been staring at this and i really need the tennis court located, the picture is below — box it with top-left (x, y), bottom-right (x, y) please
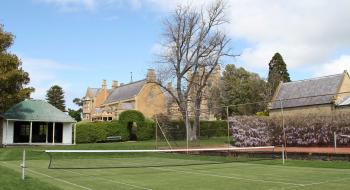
top-left (2, 151), bottom-right (350, 190)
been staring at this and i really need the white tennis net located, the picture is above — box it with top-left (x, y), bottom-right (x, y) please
top-left (45, 146), bottom-right (282, 169)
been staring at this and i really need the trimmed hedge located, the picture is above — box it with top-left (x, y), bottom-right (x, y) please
top-left (76, 121), bottom-right (128, 143)
top-left (76, 110), bottom-right (155, 143)
top-left (157, 120), bottom-right (227, 140)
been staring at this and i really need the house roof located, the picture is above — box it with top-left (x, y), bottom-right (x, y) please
top-left (271, 73), bottom-right (344, 109)
top-left (0, 99), bottom-right (76, 122)
top-left (104, 80), bottom-right (147, 104)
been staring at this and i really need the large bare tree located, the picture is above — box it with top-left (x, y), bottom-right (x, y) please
top-left (155, 0), bottom-right (234, 140)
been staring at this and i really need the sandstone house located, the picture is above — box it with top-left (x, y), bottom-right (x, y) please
top-left (83, 69), bottom-right (166, 121)
top-left (83, 68), bottom-right (221, 121)
top-left (269, 70), bottom-right (350, 116)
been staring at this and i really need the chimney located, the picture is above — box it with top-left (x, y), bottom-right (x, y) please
top-left (112, 80), bottom-right (118, 89)
top-left (167, 82), bottom-right (173, 92)
top-left (146, 69), bottom-right (156, 83)
top-left (102, 79), bottom-right (107, 89)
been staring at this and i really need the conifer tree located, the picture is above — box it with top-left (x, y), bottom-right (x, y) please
top-left (267, 53), bottom-right (291, 98)
top-left (0, 24), bottom-right (34, 113)
top-left (46, 85), bottom-right (66, 111)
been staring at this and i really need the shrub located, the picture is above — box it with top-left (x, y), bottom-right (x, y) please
top-left (119, 110), bottom-right (145, 125)
top-left (137, 119), bottom-right (156, 140)
top-left (230, 114), bottom-right (350, 147)
top-left (200, 120), bottom-right (227, 138)
top-left (156, 120), bottom-right (227, 140)
top-left (76, 121), bottom-right (129, 143)
top-left (118, 110), bottom-right (155, 140)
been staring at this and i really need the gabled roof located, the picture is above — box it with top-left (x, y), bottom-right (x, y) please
top-left (104, 80), bottom-right (147, 104)
top-left (0, 99), bottom-right (76, 122)
top-left (271, 73), bottom-right (344, 109)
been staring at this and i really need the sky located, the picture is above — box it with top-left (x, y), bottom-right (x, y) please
top-left (1, 0), bottom-right (350, 109)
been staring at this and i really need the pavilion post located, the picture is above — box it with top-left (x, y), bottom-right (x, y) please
top-left (52, 122), bottom-right (55, 145)
top-left (45, 123), bottom-right (48, 144)
top-left (5, 120), bottom-right (8, 146)
top-left (73, 123), bottom-right (76, 145)
top-left (29, 122), bottom-right (33, 144)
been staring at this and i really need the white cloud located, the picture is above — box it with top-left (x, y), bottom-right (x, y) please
top-left (37, 0), bottom-right (96, 11)
top-left (313, 55), bottom-right (350, 77)
top-left (20, 56), bottom-right (80, 109)
top-left (145, 0), bottom-right (350, 78)
top-left (35, 0), bottom-right (350, 78)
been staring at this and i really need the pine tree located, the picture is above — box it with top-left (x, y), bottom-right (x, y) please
top-left (0, 24), bottom-right (34, 113)
top-left (267, 53), bottom-right (291, 98)
top-left (46, 85), bottom-right (66, 111)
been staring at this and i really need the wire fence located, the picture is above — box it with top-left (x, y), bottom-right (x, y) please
top-left (157, 91), bottom-right (350, 157)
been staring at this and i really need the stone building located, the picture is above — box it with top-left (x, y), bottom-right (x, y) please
top-left (269, 70), bottom-right (350, 116)
top-left (82, 69), bottom-right (166, 121)
top-left (83, 67), bottom-right (222, 121)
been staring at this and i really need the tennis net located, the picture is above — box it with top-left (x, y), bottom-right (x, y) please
top-left (45, 146), bottom-right (283, 169)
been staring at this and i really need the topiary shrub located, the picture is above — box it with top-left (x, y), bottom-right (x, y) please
top-left (119, 110), bottom-right (145, 125)
top-left (118, 110), bottom-right (155, 140)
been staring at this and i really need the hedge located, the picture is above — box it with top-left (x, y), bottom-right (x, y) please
top-left (230, 114), bottom-right (350, 147)
top-left (157, 120), bottom-right (227, 140)
top-left (76, 121), bottom-right (128, 143)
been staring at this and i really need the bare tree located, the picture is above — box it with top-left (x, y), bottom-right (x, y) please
top-left (155, 0), bottom-right (234, 140)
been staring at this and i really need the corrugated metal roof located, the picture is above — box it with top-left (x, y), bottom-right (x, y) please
top-left (271, 73), bottom-right (343, 109)
top-left (0, 99), bottom-right (76, 122)
top-left (104, 80), bottom-right (146, 104)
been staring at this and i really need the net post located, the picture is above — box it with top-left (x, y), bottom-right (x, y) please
top-left (282, 144), bottom-right (285, 165)
top-left (21, 149), bottom-right (26, 180)
top-left (155, 117), bottom-right (158, 150)
top-left (226, 106), bottom-right (230, 152)
top-left (185, 108), bottom-right (189, 154)
top-left (334, 132), bottom-right (337, 153)
top-left (47, 152), bottom-right (53, 169)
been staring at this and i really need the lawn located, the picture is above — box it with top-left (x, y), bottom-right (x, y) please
top-left (1, 141), bottom-right (350, 190)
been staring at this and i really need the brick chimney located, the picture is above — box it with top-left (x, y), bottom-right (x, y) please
top-left (146, 69), bottom-right (156, 83)
top-left (167, 82), bottom-right (173, 92)
top-left (112, 80), bottom-right (118, 89)
top-left (102, 79), bottom-right (107, 89)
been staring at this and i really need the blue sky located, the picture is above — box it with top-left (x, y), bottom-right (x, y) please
top-left (1, 0), bottom-right (350, 109)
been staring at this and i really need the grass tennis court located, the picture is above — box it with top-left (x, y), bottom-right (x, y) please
top-left (1, 142), bottom-right (350, 190)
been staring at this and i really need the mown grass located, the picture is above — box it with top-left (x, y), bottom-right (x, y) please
top-left (0, 164), bottom-right (61, 190)
top-left (2, 140), bottom-right (350, 190)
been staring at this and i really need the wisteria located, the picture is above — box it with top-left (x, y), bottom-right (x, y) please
top-left (230, 114), bottom-right (350, 147)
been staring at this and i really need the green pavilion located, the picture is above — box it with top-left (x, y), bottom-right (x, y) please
top-left (0, 99), bottom-right (76, 146)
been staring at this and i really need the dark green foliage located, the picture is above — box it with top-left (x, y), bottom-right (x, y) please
top-left (46, 85), bottom-right (66, 112)
top-left (119, 110), bottom-right (145, 124)
top-left (68, 108), bottom-right (81, 122)
top-left (76, 121), bottom-right (129, 143)
top-left (69, 98), bottom-right (83, 121)
top-left (267, 53), bottom-right (291, 98)
top-left (222, 64), bottom-right (268, 116)
top-left (0, 24), bottom-right (34, 113)
top-left (158, 120), bottom-right (227, 140)
top-left (119, 110), bottom-right (155, 140)
top-left (200, 120), bottom-right (227, 138)
top-left (137, 119), bottom-right (156, 140)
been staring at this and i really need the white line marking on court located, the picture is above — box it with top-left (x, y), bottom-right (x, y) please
top-left (154, 167), bottom-right (305, 187)
top-left (0, 162), bottom-right (93, 190)
top-left (63, 169), bottom-right (153, 190)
